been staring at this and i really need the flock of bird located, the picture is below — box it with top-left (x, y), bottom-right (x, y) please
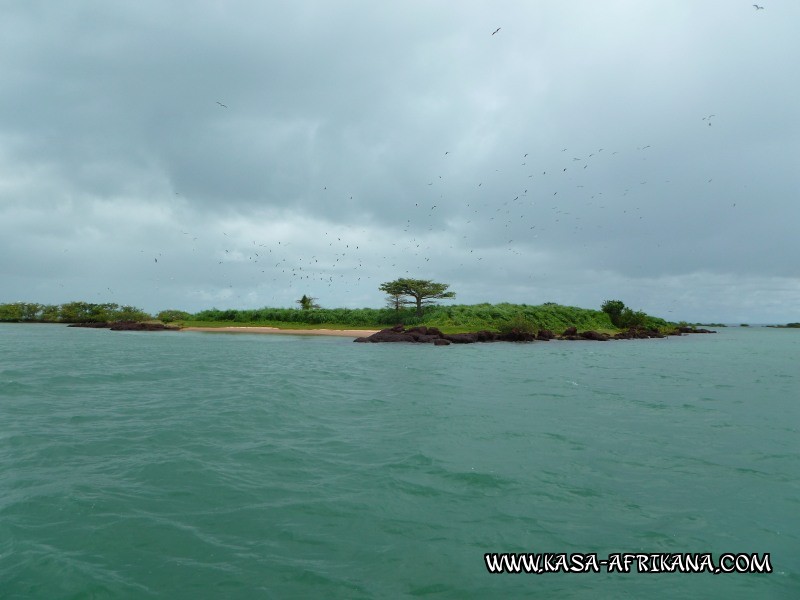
top-left (139, 12), bottom-right (761, 307)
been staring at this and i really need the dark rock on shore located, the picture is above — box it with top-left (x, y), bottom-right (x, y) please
top-left (675, 326), bottom-right (716, 334)
top-left (357, 325), bottom-right (601, 345)
top-left (109, 321), bottom-right (179, 331)
top-left (355, 325), bottom-right (467, 344)
top-left (444, 330), bottom-right (497, 343)
top-left (355, 325), bottom-right (500, 345)
top-left (354, 324), bottom-right (716, 345)
top-left (496, 330), bottom-right (538, 342)
top-left (67, 321), bottom-right (179, 331)
top-left (580, 330), bottom-right (610, 341)
top-left (613, 327), bottom-right (665, 339)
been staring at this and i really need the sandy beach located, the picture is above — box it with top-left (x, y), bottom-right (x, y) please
top-left (181, 326), bottom-right (379, 338)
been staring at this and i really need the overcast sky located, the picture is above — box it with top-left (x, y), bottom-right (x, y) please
top-left (1, 0), bottom-right (798, 323)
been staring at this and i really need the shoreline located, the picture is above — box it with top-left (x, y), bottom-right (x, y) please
top-left (181, 326), bottom-right (380, 338)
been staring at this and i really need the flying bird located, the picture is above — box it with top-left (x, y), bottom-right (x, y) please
top-left (491, 27), bottom-right (501, 35)
top-left (753, 4), bottom-right (764, 9)
top-left (216, 101), bottom-right (228, 108)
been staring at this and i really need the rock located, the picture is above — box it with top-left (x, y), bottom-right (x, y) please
top-left (354, 326), bottom-right (510, 344)
top-left (442, 330), bottom-right (496, 343)
top-left (108, 321), bottom-right (179, 331)
top-left (355, 323), bottom-right (693, 345)
top-left (580, 330), bottom-right (610, 341)
top-left (361, 328), bottom-right (417, 343)
top-left (496, 330), bottom-right (537, 342)
top-left (613, 327), bottom-right (666, 340)
top-left (405, 326), bottom-right (440, 343)
top-left (677, 326), bottom-right (716, 334)
top-left (442, 332), bottom-right (481, 343)
top-left (67, 322), bottom-right (111, 328)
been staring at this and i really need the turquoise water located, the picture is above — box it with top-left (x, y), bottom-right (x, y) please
top-left (1, 324), bottom-right (798, 599)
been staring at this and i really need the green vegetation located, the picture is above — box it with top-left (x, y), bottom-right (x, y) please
top-left (601, 300), bottom-right (626, 327)
top-left (0, 302), bottom-right (151, 323)
top-left (601, 299), bottom-right (655, 329)
top-left (157, 309), bottom-right (193, 323)
top-left (496, 312), bottom-right (539, 336)
top-left (379, 278), bottom-right (455, 316)
top-left (179, 302), bottom-right (668, 334)
top-left (0, 299), bottom-right (673, 334)
top-left (296, 295), bottom-right (320, 310)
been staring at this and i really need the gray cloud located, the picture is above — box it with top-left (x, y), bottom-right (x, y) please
top-left (1, 1), bottom-right (798, 322)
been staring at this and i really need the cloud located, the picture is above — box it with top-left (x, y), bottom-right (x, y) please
top-left (1, 1), bottom-right (798, 321)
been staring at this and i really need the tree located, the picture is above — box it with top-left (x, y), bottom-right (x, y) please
top-left (40, 304), bottom-right (61, 322)
top-left (601, 300), bottom-right (626, 327)
top-left (157, 309), bottom-right (192, 323)
top-left (114, 305), bottom-right (152, 322)
top-left (379, 278), bottom-right (455, 316)
top-left (618, 308), bottom-right (647, 329)
top-left (296, 294), bottom-right (320, 310)
top-left (380, 280), bottom-right (412, 312)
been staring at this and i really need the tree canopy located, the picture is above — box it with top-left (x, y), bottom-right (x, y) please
top-left (296, 294), bottom-right (320, 310)
top-left (601, 300), bottom-right (626, 327)
top-left (601, 299), bottom-right (648, 329)
top-left (379, 278), bottom-right (455, 316)
top-left (0, 301), bottom-right (151, 323)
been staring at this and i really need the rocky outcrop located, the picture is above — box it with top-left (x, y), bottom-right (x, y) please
top-left (109, 321), bottom-right (179, 331)
top-left (496, 330), bottom-right (538, 342)
top-left (613, 327), bottom-right (665, 339)
top-left (443, 330), bottom-right (497, 343)
top-left (675, 326), bottom-right (715, 334)
top-left (580, 330), bottom-right (610, 341)
top-left (353, 324), bottom-right (718, 345)
top-left (67, 321), bottom-right (179, 331)
top-left (355, 325), bottom-right (493, 344)
top-left (356, 325), bottom-right (642, 345)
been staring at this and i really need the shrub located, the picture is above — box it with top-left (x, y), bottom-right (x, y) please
top-left (158, 310), bottom-right (193, 323)
top-left (497, 313), bottom-right (538, 335)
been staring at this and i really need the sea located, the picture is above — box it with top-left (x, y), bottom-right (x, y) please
top-left (1, 323), bottom-right (797, 599)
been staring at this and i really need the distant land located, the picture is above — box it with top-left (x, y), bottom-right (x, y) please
top-left (1, 301), bottom-right (795, 335)
top-left (0, 300), bottom-right (678, 331)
